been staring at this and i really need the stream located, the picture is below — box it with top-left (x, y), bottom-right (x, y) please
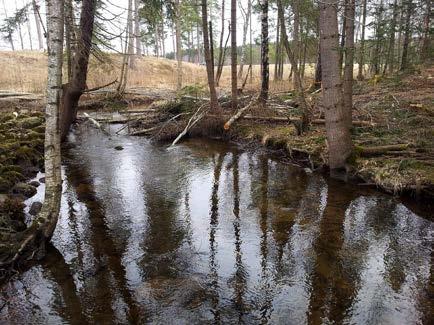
top-left (1, 123), bottom-right (433, 324)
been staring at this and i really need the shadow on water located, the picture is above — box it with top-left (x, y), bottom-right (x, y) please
top-left (0, 124), bottom-right (433, 324)
top-left (63, 158), bottom-right (143, 323)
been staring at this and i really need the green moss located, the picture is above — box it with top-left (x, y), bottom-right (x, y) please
top-left (33, 125), bottom-right (45, 133)
top-left (0, 165), bottom-right (23, 174)
top-left (18, 116), bottom-right (43, 129)
top-left (12, 182), bottom-right (37, 197)
top-left (15, 145), bottom-right (40, 163)
top-left (0, 141), bottom-right (20, 155)
top-left (0, 177), bottom-right (13, 192)
top-left (0, 113), bottom-right (15, 123)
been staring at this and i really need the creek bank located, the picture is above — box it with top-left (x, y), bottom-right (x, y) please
top-left (79, 71), bottom-right (433, 200)
top-left (0, 110), bottom-right (45, 243)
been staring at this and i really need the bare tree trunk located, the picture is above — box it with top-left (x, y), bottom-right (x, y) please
top-left (60, 0), bottom-right (96, 140)
top-left (238, 0), bottom-right (251, 79)
top-left (64, 0), bottom-right (73, 82)
top-left (339, 1), bottom-right (347, 74)
top-left (25, 0), bottom-right (33, 50)
top-left (134, 0), bottom-right (141, 56)
top-left (175, 0), bottom-right (182, 90)
top-left (15, 1), bottom-right (24, 50)
top-left (420, 0), bottom-right (431, 62)
top-left (127, 0), bottom-right (135, 69)
top-left (292, 0), bottom-right (300, 86)
top-left (215, 0), bottom-right (225, 86)
top-left (259, 0), bottom-right (269, 104)
top-left (276, 0), bottom-right (311, 132)
top-left (372, 0), bottom-right (384, 75)
top-left (274, 12), bottom-right (280, 81)
top-left (40, 0), bottom-right (63, 239)
top-left (400, 0), bottom-right (413, 70)
top-left (202, 0), bottom-right (219, 110)
top-left (311, 46), bottom-right (322, 90)
top-left (319, 0), bottom-right (353, 170)
top-left (343, 0), bottom-right (355, 128)
top-left (196, 4), bottom-right (202, 63)
top-left (209, 21), bottom-right (215, 71)
top-left (33, 0), bottom-right (44, 50)
top-left (160, 21), bottom-right (166, 57)
top-left (357, 0), bottom-right (367, 80)
top-left (384, 0), bottom-right (399, 74)
top-left (231, 0), bottom-right (237, 109)
top-left (249, 0), bottom-right (253, 84)
top-left (0, 0), bottom-right (64, 271)
top-left (216, 21), bottom-right (231, 85)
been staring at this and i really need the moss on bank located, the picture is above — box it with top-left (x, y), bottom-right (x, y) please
top-left (0, 110), bottom-right (44, 235)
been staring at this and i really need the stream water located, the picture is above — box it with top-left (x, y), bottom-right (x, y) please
top-left (1, 124), bottom-right (433, 324)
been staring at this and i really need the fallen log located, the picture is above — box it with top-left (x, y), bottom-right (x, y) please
top-left (171, 104), bottom-right (208, 146)
top-left (217, 114), bottom-right (376, 127)
top-left (223, 97), bottom-right (259, 130)
top-left (83, 112), bottom-right (110, 135)
top-left (357, 144), bottom-right (409, 157)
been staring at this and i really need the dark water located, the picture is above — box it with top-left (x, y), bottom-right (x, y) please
top-left (1, 124), bottom-right (433, 324)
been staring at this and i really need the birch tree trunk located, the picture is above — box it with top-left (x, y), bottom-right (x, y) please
top-left (33, 0), bottom-right (44, 50)
top-left (0, 0), bottom-right (64, 271)
top-left (343, 0), bottom-right (355, 128)
top-left (40, 0), bottom-right (63, 241)
top-left (259, 0), bottom-right (269, 104)
top-left (202, 0), bottom-right (219, 110)
top-left (231, 0), bottom-right (237, 109)
top-left (319, 0), bottom-right (353, 170)
top-left (175, 0), bottom-right (182, 90)
top-left (357, 0), bottom-right (367, 80)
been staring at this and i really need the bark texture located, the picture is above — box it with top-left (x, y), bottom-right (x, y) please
top-left (0, 0), bottom-right (63, 272)
top-left (231, 0), bottom-right (237, 109)
top-left (33, 0), bottom-right (44, 50)
top-left (259, 0), bottom-right (269, 103)
top-left (201, 0), bottom-right (219, 110)
top-left (343, 0), bottom-right (355, 127)
top-left (319, 0), bottom-right (353, 170)
top-left (60, 0), bottom-right (96, 140)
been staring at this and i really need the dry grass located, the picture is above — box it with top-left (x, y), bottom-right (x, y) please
top-left (0, 50), bottom-right (321, 94)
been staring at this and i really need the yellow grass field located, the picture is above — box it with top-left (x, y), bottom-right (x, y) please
top-left (0, 50), bottom-right (319, 94)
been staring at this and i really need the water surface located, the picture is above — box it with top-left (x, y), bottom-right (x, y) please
top-left (1, 124), bottom-right (433, 324)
